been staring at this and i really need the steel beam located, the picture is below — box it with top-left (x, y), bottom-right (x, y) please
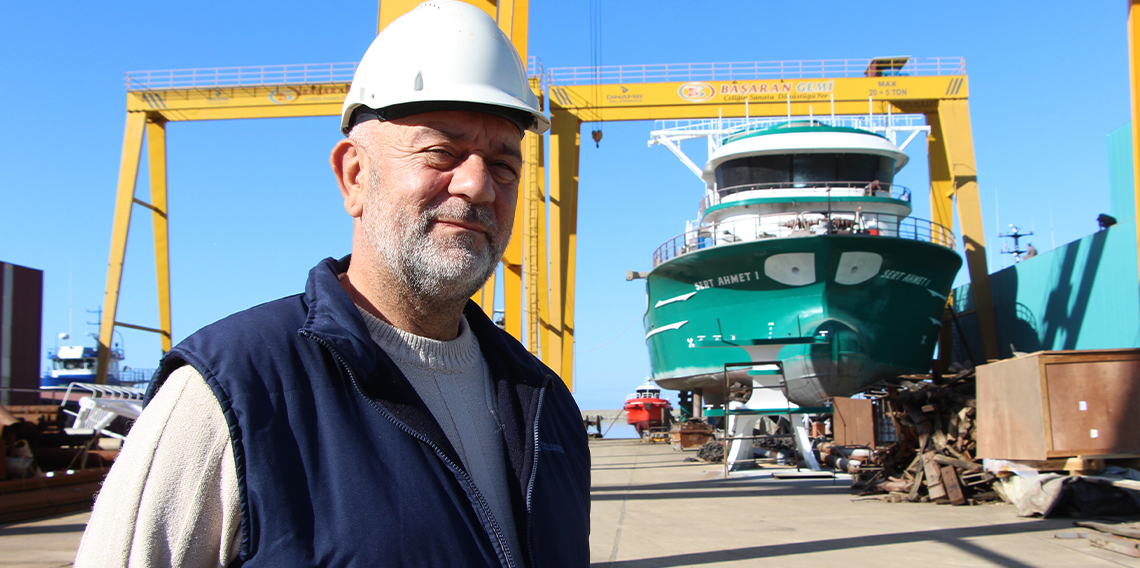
top-left (548, 76), bottom-right (963, 121)
top-left (502, 236), bottom-right (523, 338)
top-left (377, 1), bottom-right (524, 47)
top-left (546, 109), bottom-right (580, 389)
top-left (522, 129), bottom-right (546, 355)
top-left (498, 0), bottom-right (529, 342)
top-left (930, 99), bottom-right (998, 361)
top-left (498, 131), bottom-right (533, 340)
top-left (146, 117), bottom-right (173, 353)
top-left (925, 111), bottom-right (957, 244)
top-left (96, 112), bottom-right (147, 384)
top-left (534, 131), bottom-right (550, 359)
top-left (654, 136), bottom-right (704, 180)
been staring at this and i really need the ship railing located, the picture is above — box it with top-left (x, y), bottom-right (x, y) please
top-left (653, 115), bottom-right (929, 139)
top-left (652, 212), bottom-right (956, 266)
top-left (59, 382), bottom-right (147, 440)
top-left (119, 368), bottom-right (156, 386)
top-left (547, 57), bottom-right (965, 86)
top-left (701, 182), bottom-right (910, 214)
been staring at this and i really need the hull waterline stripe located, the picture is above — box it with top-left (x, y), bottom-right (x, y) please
top-left (654, 291), bottom-right (698, 308)
top-left (646, 320), bottom-right (688, 339)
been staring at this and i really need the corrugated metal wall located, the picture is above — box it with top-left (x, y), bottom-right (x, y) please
top-left (950, 123), bottom-right (1140, 363)
top-left (953, 220), bottom-right (1140, 361)
top-left (0, 262), bottom-right (43, 406)
top-left (1108, 122), bottom-right (1136, 223)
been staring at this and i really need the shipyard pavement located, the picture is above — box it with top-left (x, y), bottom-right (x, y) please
top-left (4, 437), bottom-right (1140, 567)
top-left (589, 438), bottom-right (1140, 567)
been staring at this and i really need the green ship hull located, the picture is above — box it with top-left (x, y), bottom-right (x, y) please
top-left (644, 234), bottom-right (962, 406)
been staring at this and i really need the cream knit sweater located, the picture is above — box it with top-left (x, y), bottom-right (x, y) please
top-left (75, 312), bottom-right (518, 567)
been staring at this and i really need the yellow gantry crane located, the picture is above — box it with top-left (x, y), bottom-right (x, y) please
top-left (96, 0), bottom-right (1002, 388)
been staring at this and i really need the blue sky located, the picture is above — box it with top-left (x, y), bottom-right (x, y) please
top-left (1, 2), bottom-right (1132, 410)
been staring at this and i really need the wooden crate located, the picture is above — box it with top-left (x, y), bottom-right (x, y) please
top-left (831, 397), bottom-right (875, 447)
top-left (977, 349), bottom-right (1140, 460)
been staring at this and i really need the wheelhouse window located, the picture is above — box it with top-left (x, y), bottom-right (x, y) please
top-left (715, 153), bottom-right (896, 189)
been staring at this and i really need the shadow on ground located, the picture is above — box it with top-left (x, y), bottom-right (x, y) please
top-left (592, 520), bottom-right (1068, 568)
top-left (0, 523), bottom-right (88, 537)
top-left (593, 477), bottom-right (851, 502)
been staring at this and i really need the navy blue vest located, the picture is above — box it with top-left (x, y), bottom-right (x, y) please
top-left (146, 257), bottom-right (590, 567)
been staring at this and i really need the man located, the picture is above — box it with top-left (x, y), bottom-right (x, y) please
top-left (75, 2), bottom-right (591, 566)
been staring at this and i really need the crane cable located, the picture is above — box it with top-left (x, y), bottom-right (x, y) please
top-left (589, 0), bottom-right (603, 146)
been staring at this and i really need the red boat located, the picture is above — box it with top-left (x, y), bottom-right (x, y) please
top-left (624, 383), bottom-right (673, 436)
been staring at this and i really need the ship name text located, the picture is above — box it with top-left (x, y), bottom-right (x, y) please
top-left (879, 269), bottom-right (931, 287)
top-left (693, 270), bottom-right (756, 290)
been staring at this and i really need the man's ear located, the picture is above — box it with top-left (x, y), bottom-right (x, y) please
top-left (330, 138), bottom-right (368, 218)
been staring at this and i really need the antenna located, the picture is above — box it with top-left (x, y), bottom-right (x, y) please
top-left (68, 258), bottom-right (73, 340)
top-left (999, 225), bottom-right (1034, 263)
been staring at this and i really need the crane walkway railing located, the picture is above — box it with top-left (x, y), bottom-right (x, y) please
top-left (124, 57), bottom-right (961, 92)
top-left (125, 56), bottom-right (547, 92)
top-left (126, 63), bottom-right (360, 91)
top-left (547, 57), bottom-right (965, 86)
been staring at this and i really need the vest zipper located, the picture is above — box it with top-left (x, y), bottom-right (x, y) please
top-left (524, 376), bottom-right (551, 568)
top-left (301, 330), bottom-right (517, 568)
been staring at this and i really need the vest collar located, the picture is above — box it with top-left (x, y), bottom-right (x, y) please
top-left (301, 256), bottom-right (383, 380)
top-left (301, 255), bottom-right (549, 392)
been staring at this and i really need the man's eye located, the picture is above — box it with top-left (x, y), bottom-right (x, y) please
top-left (493, 162), bottom-right (520, 181)
top-left (425, 149), bottom-right (458, 166)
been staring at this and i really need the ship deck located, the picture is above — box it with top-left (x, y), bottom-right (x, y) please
top-left (1, 437), bottom-right (1137, 567)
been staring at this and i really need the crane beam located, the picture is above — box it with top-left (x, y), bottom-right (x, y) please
top-left (546, 109), bottom-right (580, 388)
top-left (96, 113), bottom-right (146, 384)
top-left (548, 75), bottom-right (964, 119)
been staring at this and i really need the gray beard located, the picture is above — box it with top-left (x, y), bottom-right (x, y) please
top-left (364, 173), bottom-right (506, 305)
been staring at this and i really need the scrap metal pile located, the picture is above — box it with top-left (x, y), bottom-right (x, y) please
top-left (1, 403), bottom-right (119, 524)
top-left (831, 369), bottom-right (1001, 505)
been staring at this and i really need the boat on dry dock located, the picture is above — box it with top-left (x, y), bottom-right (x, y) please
top-left (41, 344), bottom-right (124, 388)
top-left (640, 117), bottom-right (962, 408)
top-left (623, 383), bottom-right (672, 436)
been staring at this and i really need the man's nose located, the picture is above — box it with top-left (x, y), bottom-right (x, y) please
top-left (448, 154), bottom-right (496, 204)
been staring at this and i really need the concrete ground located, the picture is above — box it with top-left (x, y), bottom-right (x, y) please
top-left (2, 439), bottom-right (1139, 567)
top-left (590, 438), bottom-right (1140, 567)
top-left (0, 510), bottom-right (87, 568)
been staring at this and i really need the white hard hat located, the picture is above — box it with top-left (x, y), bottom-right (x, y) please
top-left (340, 0), bottom-right (548, 136)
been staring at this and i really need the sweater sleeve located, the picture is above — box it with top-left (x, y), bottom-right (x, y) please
top-left (74, 365), bottom-right (242, 568)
